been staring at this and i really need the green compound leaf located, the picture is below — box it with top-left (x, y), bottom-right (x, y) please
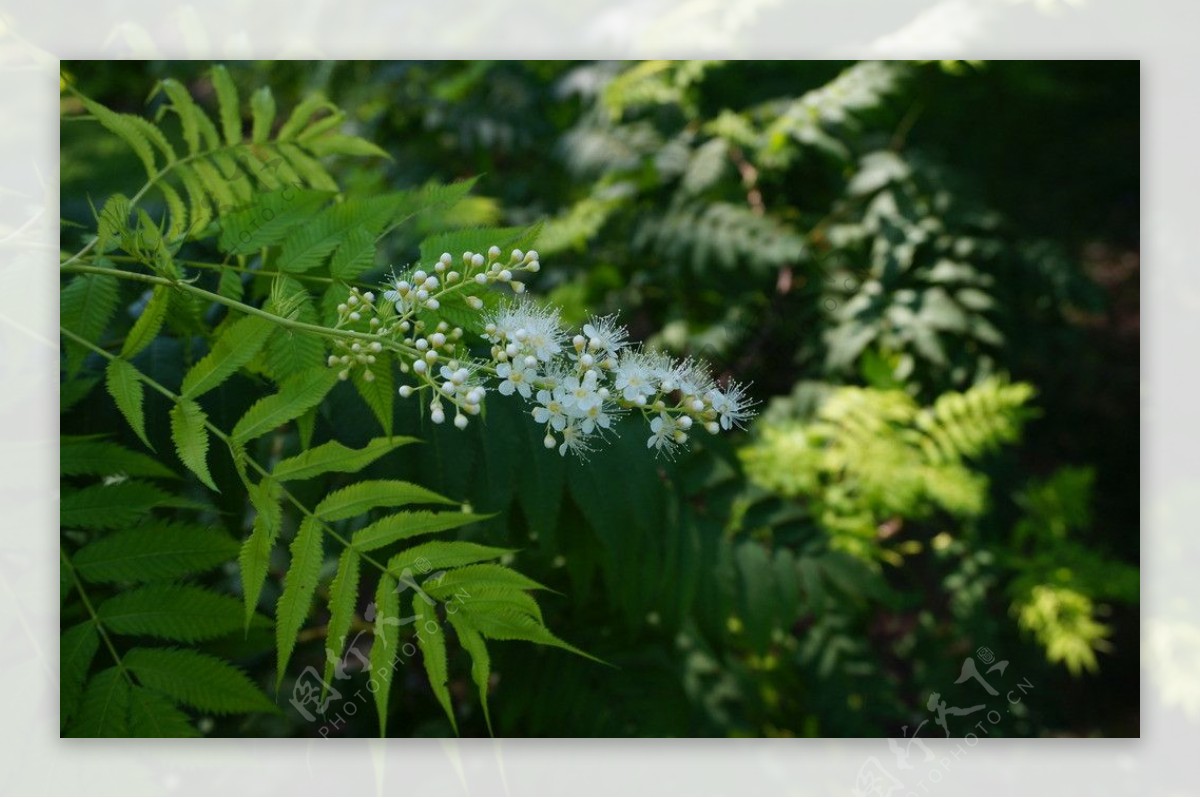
top-left (124, 647), bottom-right (277, 715)
top-left (370, 572), bottom-right (400, 737)
top-left (180, 315), bottom-right (274, 399)
top-left (232, 368), bottom-right (338, 444)
top-left (97, 585), bottom-right (244, 643)
top-left (73, 520), bottom-right (237, 584)
top-left (60, 437), bottom-right (176, 479)
top-left (387, 541), bottom-right (512, 576)
top-left (61, 480), bottom-right (167, 530)
top-left (170, 398), bottom-right (218, 491)
top-left (271, 436), bottom-right (418, 482)
top-left (321, 547), bottom-right (361, 691)
top-left (413, 594), bottom-right (456, 734)
top-left (275, 516), bottom-right (324, 686)
top-left (128, 686), bottom-right (199, 737)
top-left (105, 357), bottom-right (151, 449)
top-left (315, 480), bottom-right (456, 523)
top-left (351, 511), bottom-right (490, 553)
top-left (120, 286), bottom-right (170, 359)
top-left (62, 271), bottom-right (119, 376)
top-left (210, 64), bottom-right (242, 146)
top-left (68, 667), bottom-right (130, 737)
top-left (60, 622), bottom-right (99, 730)
top-left (240, 478), bottom-right (282, 628)
top-left (445, 612), bottom-right (494, 735)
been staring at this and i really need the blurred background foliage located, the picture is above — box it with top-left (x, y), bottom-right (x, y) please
top-left (61, 59), bottom-right (1139, 737)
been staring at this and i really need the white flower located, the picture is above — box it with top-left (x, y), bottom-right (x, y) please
top-left (579, 401), bottom-right (615, 435)
top-left (614, 352), bottom-right (657, 403)
top-left (669, 358), bottom-right (713, 398)
top-left (557, 423), bottom-right (593, 458)
top-left (532, 389), bottom-right (569, 432)
top-left (485, 301), bottom-right (565, 363)
top-left (559, 371), bottom-right (602, 415)
top-left (496, 361), bottom-right (537, 398)
top-left (647, 412), bottom-right (680, 453)
top-left (709, 380), bottom-right (754, 431)
top-left (582, 315), bottom-right (628, 358)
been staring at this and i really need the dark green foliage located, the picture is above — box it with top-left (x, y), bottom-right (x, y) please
top-left (61, 67), bottom-right (589, 738)
top-left (61, 59), bottom-right (1139, 739)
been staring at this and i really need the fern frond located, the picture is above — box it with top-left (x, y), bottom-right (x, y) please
top-left (210, 64), bottom-right (243, 146)
top-left (217, 189), bottom-right (334, 255)
top-left (153, 78), bottom-right (215, 155)
top-left (917, 377), bottom-right (1035, 463)
top-left (79, 95), bottom-right (158, 177)
top-left (250, 86), bottom-right (276, 144)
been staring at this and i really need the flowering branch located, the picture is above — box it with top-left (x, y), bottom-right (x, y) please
top-left (332, 245), bottom-right (757, 458)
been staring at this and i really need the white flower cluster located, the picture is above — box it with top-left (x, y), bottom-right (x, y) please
top-left (325, 245), bottom-right (754, 457)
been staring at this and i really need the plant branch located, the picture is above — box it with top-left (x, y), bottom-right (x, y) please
top-left (60, 549), bottom-right (131, 684)
top-left (60, 262), bottom-right (421, 359)
top-left (60, 325), bottom-right (398, 580)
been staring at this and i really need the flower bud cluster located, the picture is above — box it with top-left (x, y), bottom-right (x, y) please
top-left (324, 246), bottom-right (754, 455)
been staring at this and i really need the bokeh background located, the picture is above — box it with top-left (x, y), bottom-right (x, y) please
top-left (60, 59), bottom-right (1139, 739)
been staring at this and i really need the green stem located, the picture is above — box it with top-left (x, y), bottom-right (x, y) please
top-left (60, 262), bottom-right (420, 360)
top-left (102, 254), bottom-right (358, 289)
top-left (60, 549), bottom-right (131, 683)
